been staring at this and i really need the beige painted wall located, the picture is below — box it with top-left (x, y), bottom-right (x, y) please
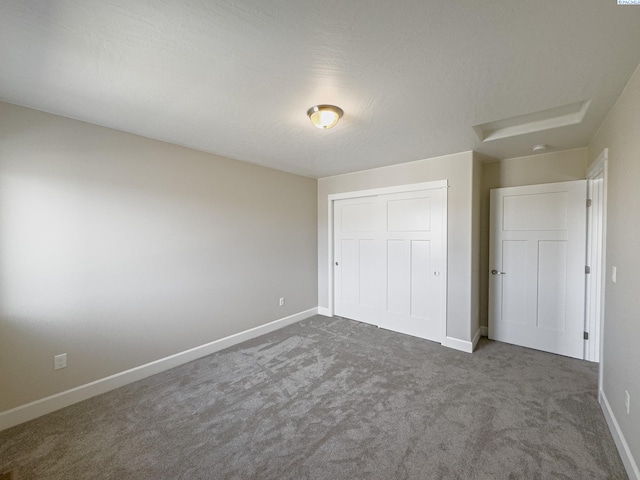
top-left (588, 64), bottom-right (640, 468)
top-left (317, 151), bottom-right (477, 342)
top-left (479, 148), bottom-right (589, 327)
top-left (471, 153), bottom-right (487, 338)
top-left (0, 102), bottom-right (318, 412)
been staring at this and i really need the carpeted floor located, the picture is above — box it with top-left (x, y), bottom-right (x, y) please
top-left (0, 315), bottom-right (627, 479)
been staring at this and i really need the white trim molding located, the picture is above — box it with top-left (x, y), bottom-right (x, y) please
top-left (448, 328), bottom-right (484, 353)
top-left (317, 307), bottom-right (332, 317)
top-left (589, 148), bottom-right (608, 390)
top-left (443, 335), bottom-right (475, 353)
top-left (584, 148), bottom-right (608, 363)
top-left (600, 389), bottom-right (639, 480)
top-left (327, 180), bottom-right (448, 203)
top-left (471, 328), bottom-right (482, 350)
top-left (480, 326), bottom-right (489, 337)
top-left (0, 308), bottom-right (318, 432)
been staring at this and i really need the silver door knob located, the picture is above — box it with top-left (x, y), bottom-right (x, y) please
top-left (434, 271), bottom-right (440, 276)
top-left (335, 262), bottom-right (339, 266)
top-left (491, 269), bottom-right (506, 275)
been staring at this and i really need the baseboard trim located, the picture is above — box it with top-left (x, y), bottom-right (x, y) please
top-left (443, 336), bottom-right (474, 353)
top-left (480, 326), bottom-right (489, 337)
top-left (0, 307), bottom-right (318, 432)
top-left (317, 307), bottom-right (332, 317)
top-left (600, 389), bottom-right (639, 480)
top-left (471, 328), bottom-right (481, 351)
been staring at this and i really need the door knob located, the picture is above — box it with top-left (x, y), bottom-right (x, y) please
top-left (434, 271), bottom-right (440, 276)
top-left (491, 269), bottom-right (506, 275)
top-left (335, 262), bottom-right (339, 266)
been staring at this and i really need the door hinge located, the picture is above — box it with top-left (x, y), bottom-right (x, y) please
top-left (586, 198), bottom-right (592, 208)
top-left (585, 266), bottom-right (591, 274)
top-left (584, 331), bottom-right (589, 340)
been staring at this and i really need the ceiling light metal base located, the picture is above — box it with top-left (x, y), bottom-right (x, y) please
top-left (307, 104), bottom-right (344, 129)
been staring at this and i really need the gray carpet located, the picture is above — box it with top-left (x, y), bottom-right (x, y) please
top-left (0, 315), bottom-right (627, 479)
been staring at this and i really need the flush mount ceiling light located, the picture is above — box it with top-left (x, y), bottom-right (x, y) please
top-left (307, 104), bottom-right (343, 129)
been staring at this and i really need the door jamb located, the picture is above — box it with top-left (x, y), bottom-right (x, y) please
top-left (586, 149), bottom-right (608, 383)
top-left (327, 180), bottom-right (448, 342)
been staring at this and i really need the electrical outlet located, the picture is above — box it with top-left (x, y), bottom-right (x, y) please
top-left (612, 266), bottom-right (617, 283)
top-left (625, 390), bottom-right (630, 414)
top-left (54, 353), bottom-right (67, 370)
top-left (279, 297), bottom-right (285, 307)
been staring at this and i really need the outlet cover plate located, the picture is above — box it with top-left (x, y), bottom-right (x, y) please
top-left (54, 353), bottom-right (67, 370)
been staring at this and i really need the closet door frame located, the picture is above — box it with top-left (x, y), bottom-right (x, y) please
top-left (327, 180), bottom-right (448, 343)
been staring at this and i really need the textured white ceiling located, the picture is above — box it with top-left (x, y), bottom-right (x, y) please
top-left (1, 1), bottom-right (640, 178)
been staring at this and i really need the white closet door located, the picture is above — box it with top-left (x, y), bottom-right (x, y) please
top-left (489, 180), bottom-right (587, 359)
top-left (334, 187), bottom-right (445, 342)
top-left (333, 196), bottom-right (385, 325)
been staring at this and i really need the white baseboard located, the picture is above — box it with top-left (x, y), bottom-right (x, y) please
top-left (480, 326), bottom-right (489, 337)
top-left (472, 328), bottom-right (481, 351)
top-left (317, 307), bottom-right (332, 317)
top-left (443, 335), bottom-right (474, 353)
top-left (0, 307), bottom-right (318, 432)
top-left (600, 389), bottom-right (639, 480)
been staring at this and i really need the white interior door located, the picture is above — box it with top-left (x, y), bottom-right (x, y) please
top-left (333, 196), bottom-right (383, 324)
top-left (334, 187), bottom-right (445, 342)
top-left (488, 180), bottom-right (587, 359)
